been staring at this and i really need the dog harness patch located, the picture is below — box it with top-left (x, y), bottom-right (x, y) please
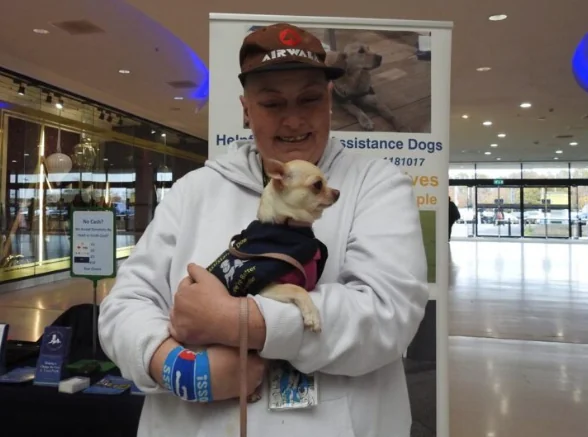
top-left (206, 220), bottom-right (328, 297)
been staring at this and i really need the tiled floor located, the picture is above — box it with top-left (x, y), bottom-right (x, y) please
top-left (1, 240), bottom-right (587, 436)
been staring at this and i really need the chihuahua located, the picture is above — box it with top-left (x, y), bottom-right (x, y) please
top-left (207, 158), bottom-right (340, 333)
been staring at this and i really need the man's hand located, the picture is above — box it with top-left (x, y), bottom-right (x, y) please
top-left (169, 263), bottom-right (237, 346)
top-left (169, 264), bottom-right (267, 349)
top-left (207, 344), bottom-right (266, 401)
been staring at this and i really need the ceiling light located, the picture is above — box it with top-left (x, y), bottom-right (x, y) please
top-left (570, 142), bottom-right (578, 146)
top-left (555, 150), bottom-right (563, 154)
top-left (485, 151), bottom-right (491, 155)
top-left (17, 84), bottom-right (25, 96)
top-left (520, 102), bottom-right (532, 108)
top-left (554, 157), bottom-right (559, 160)
top-left (490, 144), bottom-right (498, 148)
top-left (33, 28), bottom-right (49, 34)
top-left (496, 158), bottom-right (501, 161)
top-left (118, 69), bottom-right (131, 74)
top-left (476, 67), bottom-right (492, 72)
top-left (483, 121), bottom-right (492, 126)
top-left (55, 98), bottom-right (64, 110)
top-left (161, 133), bottom-right (166, 137)
top-left (498, 133), bottom-right (506, 138)
top-left (461, 114), bottom-right (469, 119)
top-left (489, 14), bottom-right (508, 21)
top-left (174, 96), bottom-right (184, 100)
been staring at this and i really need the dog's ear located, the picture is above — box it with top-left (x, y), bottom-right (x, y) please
top-left (325, 50), bottom-right (347, 70)
top-left (265, 159), bottom-right (287, 180)
top-left (265, 159), bottom-right (287, 190)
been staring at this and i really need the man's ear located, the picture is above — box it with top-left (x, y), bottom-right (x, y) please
top-left (239, 95), bottom-right (250, 126)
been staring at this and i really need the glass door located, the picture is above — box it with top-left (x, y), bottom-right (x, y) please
top-left (476, 185), bottom-right (522, 238)
top-left (448, 185), bottom-right (475, 238)
top-left (523, 186), bottom-right (570, 238)
top-left (571, 185), bottom-right (588, 239)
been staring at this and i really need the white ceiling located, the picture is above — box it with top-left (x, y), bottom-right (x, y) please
top-left (0, 0), bottom-right (587, 163)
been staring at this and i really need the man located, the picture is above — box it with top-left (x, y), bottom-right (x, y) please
top-left (99, 23), bottom-right (428, 437)
top-left (449, 196), bottom-right (460, 240)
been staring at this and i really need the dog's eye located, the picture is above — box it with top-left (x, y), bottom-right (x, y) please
top-left (313, 180), bottom-right (323, 191)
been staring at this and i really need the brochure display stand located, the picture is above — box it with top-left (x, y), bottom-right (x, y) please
top-left (70, 207), bottom-right (117, 358)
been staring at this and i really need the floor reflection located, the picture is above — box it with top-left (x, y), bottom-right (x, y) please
top-left (0, 240), bottom-right (587, 437)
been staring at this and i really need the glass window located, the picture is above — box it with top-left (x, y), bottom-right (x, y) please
top-left (522, 162), bottom-right (570, 179)
top-left (571, 162), bottom-right (588, 179)
top-left (475, 162), bottom-right (521, 180)
top-left (0, 70), bottom-right (206, 282)
top-left (449, 163), bottom-right (475, 179)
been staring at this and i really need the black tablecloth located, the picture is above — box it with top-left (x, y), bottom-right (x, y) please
top-left (0, 365), bottom-right (144, 437)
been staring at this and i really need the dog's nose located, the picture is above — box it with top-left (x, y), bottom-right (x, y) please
top-left (332, 189), bottom-right (340, 202)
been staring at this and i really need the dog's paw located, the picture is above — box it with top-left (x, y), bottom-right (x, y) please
top-left (301, 306), bottom-right (322, 333)
top-left (247, 385), bottom-right (263, 403)
top-left (359, 115), bottom-right (375, 131)
top-left (247, 392), bottom-right (263, 403)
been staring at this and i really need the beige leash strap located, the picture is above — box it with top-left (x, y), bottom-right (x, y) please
top-left (228, 237), bottom-right (309, 290)
top-left (239, 297), bottom-right (249, 437)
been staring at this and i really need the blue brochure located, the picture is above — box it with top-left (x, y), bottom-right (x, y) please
top-left (0, 366), bottom-right (36, 384)
top-left (33, 326), bottom-right (72, 386)
top-left (83, 375), bottom-right (132, 395)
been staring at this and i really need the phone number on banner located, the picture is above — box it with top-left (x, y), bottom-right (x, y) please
top-left (383, 157), bottom-right (426, 167)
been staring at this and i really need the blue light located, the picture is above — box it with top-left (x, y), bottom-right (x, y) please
top-left (183, 46), bottom-right (209, 101)
top-left (572, 33), bottom-right (588, 93)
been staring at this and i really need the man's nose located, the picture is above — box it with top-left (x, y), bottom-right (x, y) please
top-left (281, 110), bottom-right (305, 130)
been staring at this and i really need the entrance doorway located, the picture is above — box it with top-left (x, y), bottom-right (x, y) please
top-left (571, 185), bottom-right (588, 239)
top-left (476, 186), bottom-right (522, 238)
top-left (522, 186), bottom-right (570, 238)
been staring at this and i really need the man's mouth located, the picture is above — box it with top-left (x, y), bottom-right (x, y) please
top-left (276, 133), bottom-right (312, 143)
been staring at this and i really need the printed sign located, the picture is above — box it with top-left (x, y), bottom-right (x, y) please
top-left (70, 208), bottom-right (117, 280)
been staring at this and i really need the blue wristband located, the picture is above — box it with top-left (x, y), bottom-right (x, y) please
top-left (161, 346), bottom-right (213, 403)
top-left (194, 350), bottom-right (212, 402)
top-left (162, 346), bottom-right (182, 391)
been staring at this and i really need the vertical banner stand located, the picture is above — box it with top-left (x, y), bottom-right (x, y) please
top-left (70, 207), bottom-right (117, 360)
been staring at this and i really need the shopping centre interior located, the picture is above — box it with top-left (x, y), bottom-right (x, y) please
top-left (0, 1), bottom-right (587, 437)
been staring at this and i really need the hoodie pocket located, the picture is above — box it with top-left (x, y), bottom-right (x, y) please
top-left (319, 395), bottom-right (357, 437)
top-left (317, 373), bottom-right (349, 402)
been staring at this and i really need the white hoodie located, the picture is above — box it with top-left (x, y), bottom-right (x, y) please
top-left (98, 138), bottom-right (429, 437)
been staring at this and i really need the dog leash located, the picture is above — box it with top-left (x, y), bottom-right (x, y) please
top-left (232, 233), bottom-right (309, 437)
top-left (239, 297), bottom-right (249, 437)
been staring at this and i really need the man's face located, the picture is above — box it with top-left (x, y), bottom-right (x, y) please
top-left (240, 69), bottom-right (332, 165)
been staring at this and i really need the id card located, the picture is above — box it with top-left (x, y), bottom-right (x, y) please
top-left (268, 360), bottom-right (318, 410)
